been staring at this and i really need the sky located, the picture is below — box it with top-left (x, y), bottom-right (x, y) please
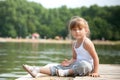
top-left (28, 0), bottom-right (120, 8)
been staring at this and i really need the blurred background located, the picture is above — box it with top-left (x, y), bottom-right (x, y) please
top-left (0, 0), bottom-right (120, 80)
top-left (0, 0), bottom-right (120, 40)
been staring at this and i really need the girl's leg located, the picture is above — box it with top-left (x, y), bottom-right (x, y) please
top-left (23, 64), bottom-right (51, 77)
top-left (56, 68), bottom-right (74, 76)
top-left (40, 66), bottom-right (74, 76)
top-left (57, 61), bottom-right (92, 77)
top-left (69, 69), bottom-right (74, 75)
top-left (72, 61), bottom-right (93, 76)
top-left (39, 67), bottom-right (51, 75)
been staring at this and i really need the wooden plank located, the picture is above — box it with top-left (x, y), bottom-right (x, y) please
top-left (16, 64), bottom-right (120, 80)
top-left (74, 64), bottom-right (120, 80)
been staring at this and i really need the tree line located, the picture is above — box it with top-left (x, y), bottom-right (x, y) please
top-left (0, 0), bottom-right (120, 40)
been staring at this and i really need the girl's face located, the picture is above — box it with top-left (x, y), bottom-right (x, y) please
top-left (71, 27), bottom-right (86, 40)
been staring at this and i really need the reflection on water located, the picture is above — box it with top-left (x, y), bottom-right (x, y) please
top-left (0, 42), bottom-right (120, 80)
top-left (95, 44), bottom-right (120, 64)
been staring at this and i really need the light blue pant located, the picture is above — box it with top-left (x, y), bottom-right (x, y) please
top-left (50, 60), bottom-right (93, 76)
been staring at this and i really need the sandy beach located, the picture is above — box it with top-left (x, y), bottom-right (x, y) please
top-left (0, 38), bottom-right (71, 44)
top-left (0, 38), bottom-right (120, 45)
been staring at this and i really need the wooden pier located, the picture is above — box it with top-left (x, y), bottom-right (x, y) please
top-left (16, 64), bottom-right (120, 80)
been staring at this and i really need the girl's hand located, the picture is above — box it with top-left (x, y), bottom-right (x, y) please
top-left (89, 72), bottom-right (100, 77)
top-left (61, 59), bottom-right (71, 67)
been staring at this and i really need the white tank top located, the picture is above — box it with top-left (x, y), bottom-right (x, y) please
top-left (74, 40), bottom-right (93, 66)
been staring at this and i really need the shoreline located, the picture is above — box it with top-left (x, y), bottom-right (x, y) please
top-left (0, 38), bottom-right (120, 45)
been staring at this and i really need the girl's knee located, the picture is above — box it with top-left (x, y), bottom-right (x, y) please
top-left (79, 61), bottom-right (89, 68)
top-left (73, 61), bottom-right (92, 76)
top-left (79, 61), bottom-right (92, 70)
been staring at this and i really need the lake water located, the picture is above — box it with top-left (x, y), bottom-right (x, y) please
top-left (0, 42), bottom-right (120, 80)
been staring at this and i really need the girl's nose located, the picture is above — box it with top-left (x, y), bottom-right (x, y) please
top-left (76, 30), bottom-right (80, 33)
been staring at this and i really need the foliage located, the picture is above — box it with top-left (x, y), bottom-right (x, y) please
top-left (0, 0), bottom-right (120, 40)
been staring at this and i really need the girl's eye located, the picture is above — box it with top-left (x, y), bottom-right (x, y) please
top-left (79, 28), bottom-right (82, 30)
top-left (72, 28), bottom-right (82, 31)
top-left (72, 29), bottom-right (77, 31)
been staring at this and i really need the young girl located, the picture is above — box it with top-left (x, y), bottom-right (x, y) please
top-left (23, 16), bottom-right (100, 77)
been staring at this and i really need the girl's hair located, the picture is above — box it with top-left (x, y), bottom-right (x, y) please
top-left (68, 16), bottom-right (90, 37)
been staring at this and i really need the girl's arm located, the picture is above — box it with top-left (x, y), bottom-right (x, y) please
top-left (84, 38), bottom-right (100, 77)
top-left (61, 42), bottom-right (77, 66)
top-left (69, 46), bottom-right (77, 63)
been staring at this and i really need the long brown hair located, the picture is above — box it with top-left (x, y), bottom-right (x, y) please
top-left (68, 16), bottom-right (90, 37)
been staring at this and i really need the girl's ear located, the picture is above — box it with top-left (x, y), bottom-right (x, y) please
top-left (84, 27), bottom-right (90, 37)
top-left (85, 28), bottom-right (88, 32)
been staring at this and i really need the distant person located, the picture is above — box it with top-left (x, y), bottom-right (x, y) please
top-left (23, 16), bottom-right (100, 77)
